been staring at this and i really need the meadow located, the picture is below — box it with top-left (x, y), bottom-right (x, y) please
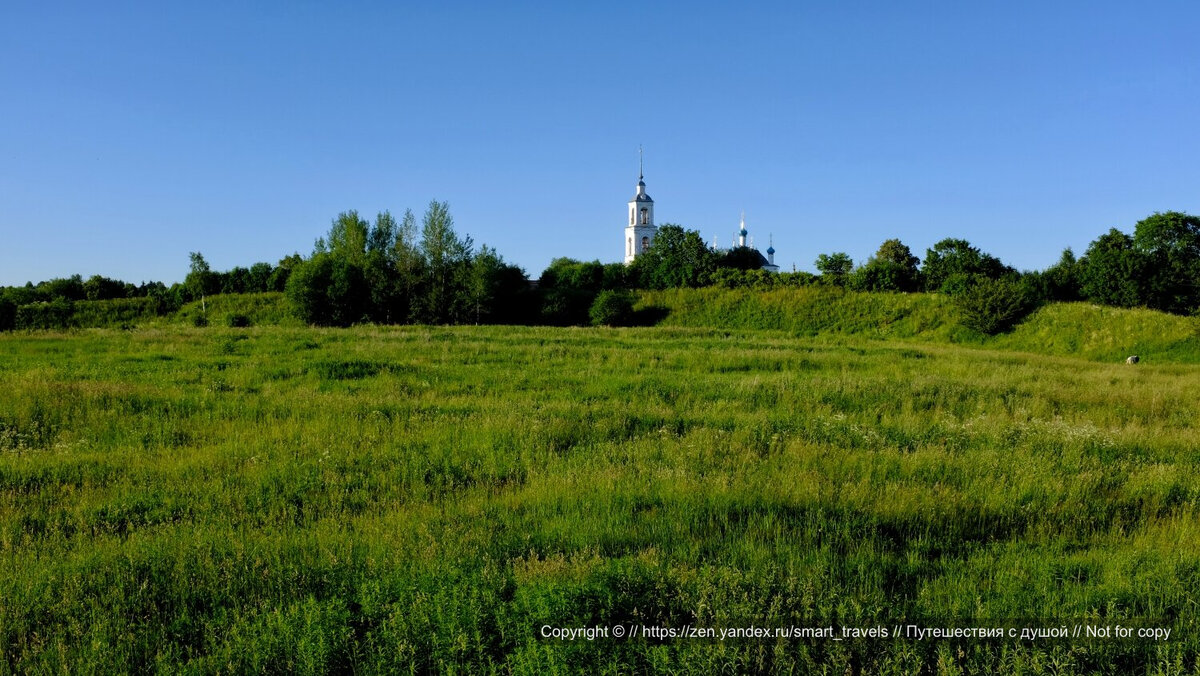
top-left (2, 306), bottom-right (1200, 673)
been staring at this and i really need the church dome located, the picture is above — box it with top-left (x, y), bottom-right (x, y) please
top-left (632, 179), bottom-right (653, 202)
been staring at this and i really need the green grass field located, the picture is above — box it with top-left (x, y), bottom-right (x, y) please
top-left (3, 311), bottom-right (1200, 672)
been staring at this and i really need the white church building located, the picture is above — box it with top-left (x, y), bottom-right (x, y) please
top-left (623, 168), bottom-right (778, 272)
top-left (623, 170), bottom-right (657, 264)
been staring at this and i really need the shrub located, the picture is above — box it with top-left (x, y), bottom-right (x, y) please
top-left (954, 276), bottom-right (1038, 335)
top-left (0, 297), bottom-right (15, 331)
top-left (228, 314), bottom-right (251, 328)
top-left (71, 298), bottom-right (157, 328)
top-left (589, 290), bottom-right (635, 327)
top-left (286, 253), bottom-right (368, 327)
top-left (15, 299), bottom-right (74, 330)
top-left (193, 314), bottom-right (209, 328)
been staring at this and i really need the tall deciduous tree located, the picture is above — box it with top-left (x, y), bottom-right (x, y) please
top-left (1079, 228), bottom-right (1148, 308)
top-left (285, 252), bottom-right (368, 327)
top-left (317, 210), bottom-right (370, 266)
top-left (1031, 248), bottom-right (1082, 302)
top-left (1132, 211), bottom-right (1200, 313)
top-left (363, 211), bottom-right (401, 323)
top-left (849, 239), bottom-right (921, 292)
top-left (418, 200), bottom-right (472, 323)
top-left (630, 224), bottom-right (716, 289)
top-left (185, 252), bottom-right (218, 311)
top-left (248, 262), bottom-right (274, 293)
top-left (392, 209), bottom-right (424, 323)
top-left (815, 252), bottom-right (853, 285)
top-left (921, 238), bottom-right (1008, 293)
top-left (466, 245), bottom-right (503, 325)
top-left (539, 258), bottom-right (607, 325)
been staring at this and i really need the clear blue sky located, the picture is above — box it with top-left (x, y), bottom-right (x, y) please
top-left (3, 1), bottom-right (1198, 286)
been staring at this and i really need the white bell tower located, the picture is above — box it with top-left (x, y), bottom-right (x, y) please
top-left (624, 147), bottom-right (657, 264)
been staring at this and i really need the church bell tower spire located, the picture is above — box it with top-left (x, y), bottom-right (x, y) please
top-left (624, 146), bottom-right (657, 264)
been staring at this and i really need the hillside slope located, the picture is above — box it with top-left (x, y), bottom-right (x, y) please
top-left (49, 287), bottom-right (1200, 364)
top-left (638, 287), bottom-right (1200, 363)
top-left (172, 292), bottom-right (301, 328)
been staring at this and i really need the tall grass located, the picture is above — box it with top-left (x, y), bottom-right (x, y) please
top-left (642, 287), bottom-right (1200, 364)
top-left (171, 292), bottom-right (300, 328)
top-left (638, 286), bottom-right (965, 340)
top-left (1, 325), bottom-right (1198, 672)
top-left (994, 302), bottom-right (1200, 363)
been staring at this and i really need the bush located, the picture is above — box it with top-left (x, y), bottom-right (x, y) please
top-left (0, 297), bottom-right (15, 331)
top-left (228, 314), bottom-right (251, 328)
top-left (954, 276), bottom-right (1038, 335)
top-left (849, 260), bottom-right (919, 293)
top-left (712, 268), bottom-right (779, 290)
top-left (286, 254), bottom-right (368, 327)
top-left (589, 290), bottom-right (635, 327)
top-left (15, 299), bottom-right (75, 330)
top-left (71, 298), bottom-right (157, 328)
top-left (193, 314), bottom-right (209, 328)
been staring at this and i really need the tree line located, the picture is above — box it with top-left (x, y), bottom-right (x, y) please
top-left (275, 202), bottom-right (533, 327)
top-left (3, 207), bottom-right (1199, 334)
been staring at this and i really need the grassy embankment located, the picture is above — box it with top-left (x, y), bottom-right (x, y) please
top-left (640, 286), bottom-right (1200, 363)
top-left (49, 285), bottom-right (1200, 366)
top-left (2, 321), bottom-right (1200, 673)
top-left (169, 292), bottom-right (303, 328)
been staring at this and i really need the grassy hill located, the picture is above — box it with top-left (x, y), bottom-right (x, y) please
top-left (640, 287), bottom-right (1200, 364)
top-left (994, 302), bottom-right (1200, 363)
top-left (172, 292), bottom-right (301, 328)
top-left (39, 286), bottom-right (1200, 366)
top-left (638, 286), bottom-right (963, 340)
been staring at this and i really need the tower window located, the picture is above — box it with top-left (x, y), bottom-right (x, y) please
top-left (627, 237), bottom-right (632, 256)
top-left (640, 208), bottom-right (648, 225)
top-left (630, 210), bottom-right (634, 226)
top-left (641, 236), bottom-right (649, 251)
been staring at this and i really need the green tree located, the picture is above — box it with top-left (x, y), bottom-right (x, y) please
top-left (38, 275), bottom-right (86, 302)
top-left (589, 289), bottom-right (636, 326)
top-left (285, 253), bottom-right (368, 327)
top-left (921, 238), bottom-right (1009, 293)
top-left (222, 266), bottom-right (251, 294)
top-left (848, 239), bottom-right (921, 292)
top-left (315, 210), bottom-right (370, 268)
top-left (362, 211), bottom-right (403, 323)
top-left (392, 209), bottom-right (424, 323)
top-left (814, 252), bottom-right (853, 285)
top-left (629, 224), bottom-right (716, 289)
top-left (417, 200), bottom-right (472, 324)
top-left (489, 262), bottom-right (535, 324)
top-left (539, 258), bottom-right (606, 325)
top-left (1028, 248), bottom-right (1082, 302)
top-left (185, 252), bottom-right (218, 312)
top-left (368, 210), bottom-right (398, 255)
top-left (0, 294), bottom-right (15, 331)
top-left (269, 254), bottom-right (302, 292)
top-left (285, 254), bottom-right (332, 325)
top-left (466, 245), bottom-right (503, 325)
top-left (1132, 211), bottom-right (1200, 313)
top-left (248, 262), bottom-right (274, 292)
top-left (362, 249), bottom-right (398, 323)
top-left (82, 275), bottom-right (127, 301)
top-left (1079, 229), bottom-right (1148, 308)
top-left (954, 276), bottom-right (1039, 335)
top-left (601, 262), bottom-right (629, 290)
